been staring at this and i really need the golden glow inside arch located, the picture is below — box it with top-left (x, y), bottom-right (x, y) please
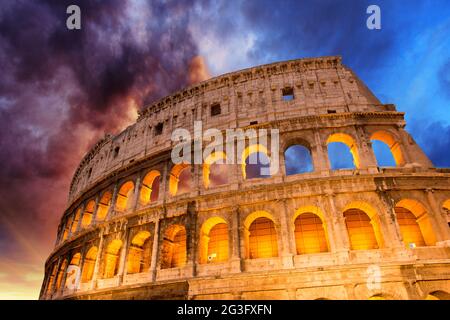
top-left (140, 170), bottom-right (161, 205)
top-left (96, 191), bottom-right (112, 221)
top-left (55, 259), bottom-right (67, 291)
top-left (169, 163), bottom-right (190, 196)
top-left (103, 239), bottom-right (122, 278)
top-left (115, 181), bottom-right (134, 211)
top-left (81, 246), bottom-right (98, 283)
top-left (203, 151), bottom-right (227, 188)
top-left (294, 212), bottom-right (329, 254)
top-left (396, 199), bottom-right (436, 246)
top-left (326, 133), bottom-right (360, 169)
top-left (343, 201), bottom-right (382, 250)
top-left (241, 144), bottom-right (270, 180)
top-left (370, 131), bottom-right (404, 166)
top-left (161, 224), bottom-right (187, 269)
top-left (425, 291), bottom-right (450, 300)
top-left (71, 208), bottom-right (81, 233)
top-left (46, 264), bottom-right (58, 294)
top-left (81, 200), bottom-right (95, 228)
top-left (127, 231), bottom-right (152, 274)
top-left (244, 211), bottom-right (278, 259)
top-left (199, 217), bottom-right (229, 264)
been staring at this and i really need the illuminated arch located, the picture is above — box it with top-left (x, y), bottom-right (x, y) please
top-left (284, 144), bottom-right (314, 175)
top-left (45, 263), bottom-right (58, 295)
top-left (115, 181), bottom-right (134, 211)
top-left (396, 199), bottom-right (436, 246)
top-left (199, 217), bottom-right (229, 264)
top-left (81, 246), bottom-right (98, 283)
top-left (343, 201), bottom-right (382, 250)
top-left (370, 131), bottom-right (404, 166)
top-left (241, 144), bottom-right (271, 179)
top-left (203, 151), bottom-right (228, 188)
top-left (140, 170), bottom-right (161, 205)
top-left (96, 191), bottom-right (112, 221)
top-left (293, 206), bottom-right (329, 254)
top-left (169, 164), bottom-right (191, 196)
top-left (64, 252), bottom-right (81, 289)
top-left (126, 231), bottom-right (152, 274)
top-left (103, 239), bottom-right (122, 278)
top-left (161, 225), bottom-right (187, 269)
top-left (81, 200), bottom-right (95, 228)
top-left (326, 133), bottom-right (360, 169)
top-left (442, 199), bottom-right (450, 225)
top-left (55, 259), bottom-right (67, 292)
top-left (71, 208), bottom-right (82, 233)
top-left (426, 291), bottom-right (450, 300)
top-left (244, 211), bottom-right (278, 259)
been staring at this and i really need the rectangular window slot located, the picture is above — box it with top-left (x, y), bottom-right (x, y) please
top-left (327, 110), bottom-right (337, 114)
top-left (282, 87), bottom-right (294, 101)
top-left (211, 103), bottom-right (221, 116)
top-left (250, 121), bottom-right (258, 125)
top-left (155, 122), bottom-right (163, 136)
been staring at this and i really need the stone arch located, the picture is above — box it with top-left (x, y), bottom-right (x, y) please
top-left (284, 143), bottom-right (314, 175)
top-left (326, 132), bottom-right (360, 169)
top-left (81, 200), bottom-right (95, 228)
top-left (293, 206), bottom-right (329, 254)
top-left (45, 263), bottom-right (58, 295)
top-left (116, 181), bottom-right (134, 212)
top-left (55, 259), bottom-right (68, 292)
top-left (81, 246), bottom-right (98, 283)
top-left (71, 208), bottom-right (82, 233)
top-left (103, 239), bottom-right (122, 278)
top-left (140, 170), bottom-right (161, 205)
top-left (342, 201), bottom-right (383, 250)
top-left (426, 290), bottom-right (450, 300)
top-left (442, 199), bottom-right (450, 226)
top-left (126, 231), bottom-right (152, 274)
top-left (395, 199), bottom-right (436, 246)
top-left (160, 224), bottom-right (187, 269)
top-left (169, 163), bottom-right (191, 196)
top-left (64, 252), bottom-right (81, 289)
top-left (241, 144), bottom-right (271, 179)
top-left (96, 190), bottom-right (112, 221)
top-left (62, 216), bottom-right (73, 241)
top-left (203, 151), bottom-right (229, 188)
top-left (199, 216), bottom-right (229, 264)
top-left (243, 211), bottom-right (279, 259)
top-left (370, 130), bottom-right (404, 166)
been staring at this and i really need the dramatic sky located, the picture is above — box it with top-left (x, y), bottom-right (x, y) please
top-left (1, 0), bottom-right (449, 299)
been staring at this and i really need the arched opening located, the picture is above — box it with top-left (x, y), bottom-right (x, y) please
top-left (55, 259), bottom-right (67, 292)
top-left (326, 133), bottom-right (359, 170)
top-left (126, 231), bottom-right (152, 274)
top-left (45, 263), bottom-right (58, 295)
top-left (284, 144), bottom-right (314, 175)
top-left (244, 212), bottom-right (278, 259)
top-left (242, 144), bottom-right (272, 180)
top-left (396, 199), bottom-right (436, 246)
top-left (169, 164), bottom-right (192, 196)
top-left (81, 246), bottom-right (98, 283)
top-left (160, 225), bottom-right (187, 269)
top-left (203, 152), bottom-right (229, 188)
top-left (294, 212), bottom-right (329, 254)
top-left (65, 253), bottom-right (81, 289)
top-left (103, 239), bottom-right (122, 278)
top-left (343, 204), bottom-right (380, 250)
top-left (426, 291), bottom-right (450, 300)
top-left (71, 208), bottom-right (82, 233)
top-left (115, 181), bottom-right (134, 212)
top-left (199, 217), bottom-right (229, 264)
top-left (81, 200), bottom-right (95, 228)
top-left (96, 191), bottom-right (112, 221)
top-left (62, 216), bottom-right (73, 241)
top-left (140, 170), bottom-right (161, 205)
top-left (371, 131), bottom-right (404, 166)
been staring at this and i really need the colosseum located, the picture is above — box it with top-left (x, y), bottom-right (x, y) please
top-left (40, 56), bottom-right (450, 300)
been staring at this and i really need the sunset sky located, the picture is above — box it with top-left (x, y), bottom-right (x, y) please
top-left (1, 0), bottom-right (450, 299)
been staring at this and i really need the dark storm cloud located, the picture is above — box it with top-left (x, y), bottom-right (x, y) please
top-left (0, 0), bottom-right (200, 267)
top-left (414, 122), bottom-right (450, 168)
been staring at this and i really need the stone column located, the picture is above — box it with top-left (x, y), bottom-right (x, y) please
top-left (279, 199), bottom-right (294, 268)
top-left (106, 183), bottom-right (119, 220)
top-left (397, 128), bottom-right (412, 164)
top-left (150, 218), bottom-right (160, 281)
top-left (75, 202), bottom-right (86, 232)
top-left (91, 194), bottom-right (100, 225)
top-left (326, 193), bottom-right (350, 264)
top-left (59, 253), bottom-right (71, 297)
top-left (313, 130), bottom-right (330, 175)
top-left (230, 206), bottom-right (242, 273)
top-left (161, 161), bottom-right (169, 202)
top-left (426, 189), bottom-right (450, 245)
top-left (131, 174), bottom-right (142, 211)
top-left (49, 256), bottom-right (63, 298)
top-left (355, 125), bottom-right (378, 173)
top-left (117, 225), bottom-right (130, 284)
top-left (75, 245), bottom-right (87, 291)
top-left (317, 196), bottom-right (337, 253)
top-left (186, 201), bottom-right (197, 277)
top-left (376, 191), bottom-right (405, 249)
top-left (90, 229), bottom-right (104, 290)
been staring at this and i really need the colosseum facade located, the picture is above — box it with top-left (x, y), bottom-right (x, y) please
top-left (40, 56), bottom-right (450, 300)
